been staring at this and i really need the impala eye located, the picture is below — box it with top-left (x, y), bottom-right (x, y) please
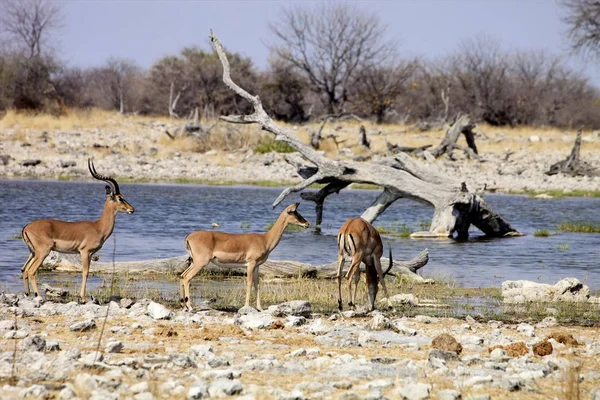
top-left (119, 198), bottom-right (125, 203)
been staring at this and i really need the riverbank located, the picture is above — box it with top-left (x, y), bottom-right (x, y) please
top-left (1, 110), bottom-right (599, 195)
top-left (0, 288), bottom-right (598, 400)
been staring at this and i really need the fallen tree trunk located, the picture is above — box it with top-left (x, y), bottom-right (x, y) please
top-left (546, 129), bottom-right (598, 177)
top-left (43, 249), bottom-right (430, 282)
top-left (209, 31), bottom-right (520, 239)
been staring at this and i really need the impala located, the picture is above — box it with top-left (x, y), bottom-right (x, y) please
top-left (20, 159), bottom-right (134, 302)
top-left (180, 203), bottom-right (309, 311)
top-left (337, 217), bottom-right (392, 311)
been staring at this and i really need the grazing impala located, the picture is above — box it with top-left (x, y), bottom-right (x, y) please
top-left (337, 217), bottom-right (392, 311)
top-left (180, 203), bottom-right (310, 311)
top-left (20, 159), bottom-right (134, 302)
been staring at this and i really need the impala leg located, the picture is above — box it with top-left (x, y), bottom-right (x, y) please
top-left (252, 265), bottom-right (261, 311)
top-left (21, 253), bottom-right (34, 295)
top-left (351, 268), bottom-right (361, 307)
top-left (79, 251), bottom-right (92, 303)
top-left (336, 253), bottom-right (345, 311)
top-left (180, 255), bottom-right (210, 311)
top-left (26, 248), bottom-right (51, 298)
top-left (346, 253), bottom-right (363, 309)
top-left (245, 261), bottom-right (257, 308)
top-left (365, 260), bottom-right (379, 311)
top-left (373, 256), bottom-right (390, 300)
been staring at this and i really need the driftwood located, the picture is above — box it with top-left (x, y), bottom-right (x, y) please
top-left (43, 248), bottom-right (430, 282)
top-left (209, 31), bottom-right (520, 239)
top-left (546, 129), bottom-right (598, 177)
top-left (386, 140), bottom-right (432, 155)
top-left (430, 114), bottom-right (479, 159)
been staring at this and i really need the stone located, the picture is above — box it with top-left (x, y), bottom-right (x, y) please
top-left (307, 319), bottom-right (330, 335)
top-left (463, 375), bottom-right (492, 387)
top-left (489, 348), bottom-right (508, 361)
top-left (147, 302), bottom-right (173, 320)
top-left (58, 384), bottom-right (77, 400)
top-left (428, 349), bottom-right (458, 362)
top-left (46, 340), bottom-right (61, 352)
top-left (536, 316), bottom-right (557, 328)
top-left (187, 383), bottom-right (208, 399)
top-left (388, 293), bottom-right (418, 307)
top-left (238, 306), bottom-right (259, 315)
top-left (517, 323), bottom-right (535, 337)
top-left (391, 320), bottom-right (417, 336)
top-left (130, 382), bottom-right (150, 394)
top-left (19, 334), bottom-right (46, 352)
top-left (533, 340), bottom-right (553, 356)
top-left (368, 313), bottom-right (391, 330)
top-left (437, 389), bottom-right (462, 400)
top-left (397, 382), bottom-right (431, 400)
top-left (332, 381), bottom-right (353, 389)
top-left (190, 344), bottom-right (214, 359)
top-left (239, 312), bottom-right (276, 329)
top-left (120, 298), bottom-right (134, 309)
top-left (266, 300), bottom-right (311, 317)
top-left (502, 278), bottom-right (591, 304)
top-left (432, 334), bottom-right (462, 354)
top-left (105, 340), bottom-right (123, 353)
top-left (0, 319), bottom-right (16, 331)
top-left (20, 384), bottom-right (48, 399)
top-left (70, 319), bottom-right (97, 332)
top-left (208, 378), bottom-right (243, 397)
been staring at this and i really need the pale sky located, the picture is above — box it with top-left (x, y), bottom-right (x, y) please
top-left (58, 0), bottom-right (599, 85)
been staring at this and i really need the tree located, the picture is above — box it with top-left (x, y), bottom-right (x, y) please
top-left (91, 58), bottom-right (143, 114)
top-left (0, 0), bottom-right (62, 111)
top-left (561, 0), bottom-right (600, 59)
top-left (352, 60), bottom-right (418, 123)
top-left (0, 0), bottom-right (62, 58)
top-left (269, 3), bottom-right (395, 115)
top-left (260, 59), bottom-right (310, 123)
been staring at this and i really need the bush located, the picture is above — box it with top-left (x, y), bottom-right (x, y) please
top-left (254, 137), bottom-right (295, 154)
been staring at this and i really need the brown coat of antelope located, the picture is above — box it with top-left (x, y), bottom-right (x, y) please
top-left (180, 203), bottom-right (310, 311)
top-left (20, 159), bottom-right (134, 302)
top-left (337, 217), bottom-right (392, 311)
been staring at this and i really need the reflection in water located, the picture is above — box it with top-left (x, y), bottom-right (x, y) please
top-left (1, 180), bottom-right (599, 294)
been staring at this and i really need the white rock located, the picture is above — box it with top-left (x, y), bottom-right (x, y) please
top-left (490, 348), bottom-right (508, 360)
top-left (368, 313), bottom-right (390, 330)
top-left (397, 382), bottom-right (431, 400)
top-left (207, 378), bottom-right (243, 397)
top-left (463, 375), bottom-right (493, 386)
top-left (130, 382), bottom-right (149, 394)
top-left (437, 389), bottom-right (462, 400)
top-left (105, 340), bottom-right (123, 353)
top-left (388, 294), bottom-right (418, 307)
top-left (147, 302), bottom-right (173, 320)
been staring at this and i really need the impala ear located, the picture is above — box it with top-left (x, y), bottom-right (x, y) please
top-left (105, 185), bottom-right (114, 199)
top-left (288, 202), bottom-right (299, 213)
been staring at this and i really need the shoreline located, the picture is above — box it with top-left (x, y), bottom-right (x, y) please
top-left (2, 175), bottom-right (600, 199)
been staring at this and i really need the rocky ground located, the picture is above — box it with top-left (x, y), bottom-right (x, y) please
top-left (0, 293), bottom-right (599, 400)
top-left (0, 115), bottom-right (599, 193)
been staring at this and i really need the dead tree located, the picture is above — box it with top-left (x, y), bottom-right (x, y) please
top-left (358, 125), bottom-right (371, 148)
top-left (168, 81), bottom-right (187, 119)
top-left (210, 30), bottom-right (520, 239)
top-left (430, 114), bottom-right (479, 159)
top-left (546, 129), bottom-right (598, 176)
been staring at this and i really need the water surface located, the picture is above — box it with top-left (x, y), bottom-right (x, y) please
top-left (1, 180), bottom-right (598, 293)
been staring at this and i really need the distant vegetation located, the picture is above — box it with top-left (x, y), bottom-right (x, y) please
top-left (533, 229), bottom-right (551, 237)
top-left (254, 137), bottom-right (295, 154)
top-left (1, 1), bottom-right (599, 129)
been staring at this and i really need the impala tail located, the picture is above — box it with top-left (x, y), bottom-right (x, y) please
top-left (383, 245), bottom-right (393, 276)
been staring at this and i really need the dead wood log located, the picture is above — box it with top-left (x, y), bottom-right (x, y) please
top-left (386, 140), bottom-right (432, 155)
top-left (546, 129), bottom-right (598, 177)
top-left (209, 30), bottom-right (520, 239)
top-left (42, 249), bottom-right (430, 282)
top-left (358, 125), bottom-right (371, 148)
top-left (430, 114), bottom-right (479, 159)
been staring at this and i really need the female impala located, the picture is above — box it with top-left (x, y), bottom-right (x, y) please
top-left (180, 203), bottom-right (309, 311)
top-left (20, 159), bottom-right (134, 302)
top-left (337, 217), bottom-right (393, 311)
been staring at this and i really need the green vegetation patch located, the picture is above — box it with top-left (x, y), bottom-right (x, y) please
top-left (254, 137), bottom-right (295, 154)
top-left (512, 188), bottom-right (600, 199)
top-left (557, 221), bottom-right (600, 233)
top-left (533, 229), bottom-right (551, 237)
top-left (375, 221), bottom-right (414, 238)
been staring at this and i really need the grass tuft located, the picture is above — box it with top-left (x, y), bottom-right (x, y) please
top-left (376, 221), bottom-right (414, 238)
top-left (557, 222), bottom-right (600, 233)
top-left (533, 229), bottom-right (551, 237)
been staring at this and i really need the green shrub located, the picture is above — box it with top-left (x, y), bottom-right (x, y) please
top-left (254, 137), bottom-right (295, 154)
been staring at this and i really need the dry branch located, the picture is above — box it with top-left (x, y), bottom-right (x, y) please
top-left (209, 30), bottom-right (520, 239)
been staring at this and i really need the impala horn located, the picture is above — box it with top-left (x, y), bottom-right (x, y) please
top-left (88, 159), bottom-right (120, 195)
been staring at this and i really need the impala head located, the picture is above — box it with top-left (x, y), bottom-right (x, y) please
top-left (284, 203), bottom-right (309, 228)
top-left (88, 159), bottom-right (135, 214)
